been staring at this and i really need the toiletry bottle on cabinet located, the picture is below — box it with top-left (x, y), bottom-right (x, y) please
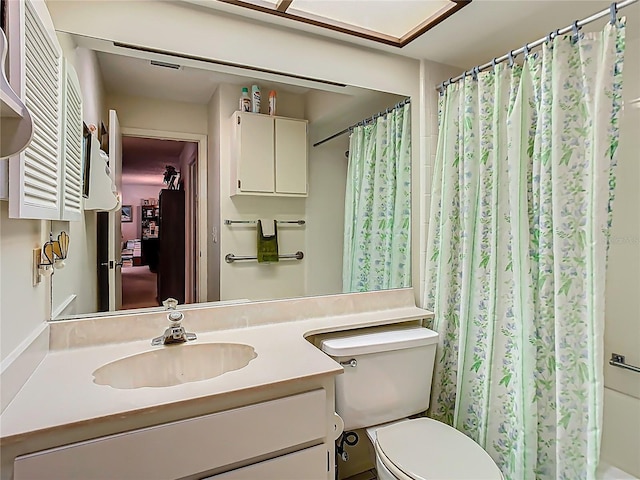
top-left (251, 85), bottom-right (261, 113)
top-left (239, 88), bottom-right (251, 112)
top-left (269, 90), bottom-right (277, 116)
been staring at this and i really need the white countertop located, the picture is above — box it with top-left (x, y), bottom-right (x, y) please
top-left (0, 299), bottom-right (431, 446)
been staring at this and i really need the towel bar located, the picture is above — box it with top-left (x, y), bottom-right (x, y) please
top-left (224, 219), bottom-right (306, 226)
top-left (609, 353), bottom-right (640, 373)
top-left (225, 251), bottom-right (304, 263)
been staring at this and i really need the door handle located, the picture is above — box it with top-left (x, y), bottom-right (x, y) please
top-left (100, 261), bottom-right (123, 268)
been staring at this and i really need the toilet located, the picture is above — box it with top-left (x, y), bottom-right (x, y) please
top-left (320, 326), bottom-right (503, 480)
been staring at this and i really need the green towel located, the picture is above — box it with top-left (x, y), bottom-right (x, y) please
top-left (257, 220), bottom-right (279, 263)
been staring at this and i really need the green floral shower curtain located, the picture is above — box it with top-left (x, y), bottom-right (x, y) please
top-left (424, 22), bottom-right (625, 480)
top-left (343, 103), bottom-right (411, 292)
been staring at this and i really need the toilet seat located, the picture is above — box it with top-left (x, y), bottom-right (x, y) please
top-left (373, 418), bottom-right (503, 480)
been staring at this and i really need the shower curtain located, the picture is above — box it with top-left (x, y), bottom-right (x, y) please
top-left (343, 103), bottom-right (411, 292)
top-left (424, 22), bottom-right (625, 480)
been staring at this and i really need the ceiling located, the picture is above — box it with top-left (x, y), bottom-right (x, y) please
top-left (186, 0), bottom-right (639, 67)
top-left (97, 52), bottom-right (311, 105)
top-left (121, 137), bottom-right (195, 185)
top-left (214, 0), bottom-right (463, 46)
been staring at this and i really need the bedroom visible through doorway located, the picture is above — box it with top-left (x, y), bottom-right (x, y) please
top-left (119, 136), bottom-right (198, 310)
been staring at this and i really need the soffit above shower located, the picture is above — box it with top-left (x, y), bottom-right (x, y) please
top-left (207, 0), bottom-right (470, 47)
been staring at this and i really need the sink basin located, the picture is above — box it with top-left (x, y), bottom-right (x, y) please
top-left (93, 343), bottom-right (257, 389)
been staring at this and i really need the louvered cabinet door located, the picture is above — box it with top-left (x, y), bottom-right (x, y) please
top-left (8, 0), bottom-right (63, 219)
top-left (60, 59), bottom-right (83, 221)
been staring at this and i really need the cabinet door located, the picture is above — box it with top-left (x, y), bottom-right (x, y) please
top-left (13, 390), bottom-right (326, 480)
top-left (8, 0), bottom-right (63, 219)
top-left (205, 445), bottom-right (327, 480)
top-left (60, 59), bottom-right (83, 221)
top-left (275, 117), bottom-right (307, 195)
top-left (237, 113), bottom-right (274, 193)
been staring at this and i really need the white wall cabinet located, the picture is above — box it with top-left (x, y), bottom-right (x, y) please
top-left (13, 389), bottom-right (331, 480)
top-left (231, 111), bottom-right (308, 197)
top-left (3, 0), bottom-right (83, 220)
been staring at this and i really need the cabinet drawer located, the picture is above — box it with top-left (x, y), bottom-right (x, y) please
top-left (205, 444), bottom-right (327, 480)
top-left (14, 389), bottom-right (326, 480)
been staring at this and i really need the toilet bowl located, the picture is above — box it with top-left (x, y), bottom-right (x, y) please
top-left (320, 326), bottom-right (503, 480)
top-left (366, 418), bottom-right (503, 480)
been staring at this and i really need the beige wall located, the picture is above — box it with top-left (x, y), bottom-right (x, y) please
top-left (0, 205), bottom-right (49, 362)
top-left (216, 84), bottom-right (307, 301)
top-left (106, 94), bottom-right (208, 136)
top-left (601, 35), bottom-right (640, 477)
top-left (207, 88), bottom-right (222, 301)
top-left (57, 33), bottom-right (107, 129)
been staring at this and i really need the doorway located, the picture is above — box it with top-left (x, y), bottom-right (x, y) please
top-left (119, 135), bottom-right (200, 310)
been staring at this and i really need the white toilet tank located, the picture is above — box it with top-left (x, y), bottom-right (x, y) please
top-left (320, 326), bottom-right (439, 430)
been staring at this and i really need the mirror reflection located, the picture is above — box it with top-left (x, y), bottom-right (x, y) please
top-left (50, 34), bottom-right (411, 320)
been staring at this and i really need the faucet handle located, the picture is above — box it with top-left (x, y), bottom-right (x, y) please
top-left (163, 298), bottom-right (179, 310)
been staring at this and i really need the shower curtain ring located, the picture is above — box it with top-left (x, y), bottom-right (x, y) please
top-left (572, 20), bottom-right (581, 41)
top-left (508, 50), bottom-right (515, 67)
top-left (610, 2), bottom-right (618, 24)
top-left (491, 57), bottom-right (497, 69)
top-left (523, 44), bottom-right (530, 58)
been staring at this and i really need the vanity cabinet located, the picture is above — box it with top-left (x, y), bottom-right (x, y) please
top-left (13, 389), bottom-right (331, 480)
top-left (230, 111), bottom-right (308, 197)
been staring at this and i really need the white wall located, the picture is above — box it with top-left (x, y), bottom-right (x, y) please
top-left (601, 35), bottom-right (640, 478)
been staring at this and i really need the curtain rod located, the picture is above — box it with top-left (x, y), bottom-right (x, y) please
top-left (312, 97), bottom-right (410, 147)
top-left (436, 0), bottom-right (637, 92)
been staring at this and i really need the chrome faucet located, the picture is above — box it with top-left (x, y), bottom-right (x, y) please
top-left (151, 298), bottom-right (197, 346)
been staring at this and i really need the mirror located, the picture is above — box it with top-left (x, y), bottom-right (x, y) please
top-left (50, 32), bottom-right (415, 321)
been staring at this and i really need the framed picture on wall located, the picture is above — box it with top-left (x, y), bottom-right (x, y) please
top-left (121, 205), bottom-right (132, 223)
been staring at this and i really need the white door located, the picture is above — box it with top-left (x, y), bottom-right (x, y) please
top-left (108, 110), bottom-right (122, 311)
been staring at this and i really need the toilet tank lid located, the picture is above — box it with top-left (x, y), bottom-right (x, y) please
top-left (320, 326), bottom-right (438, 356)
